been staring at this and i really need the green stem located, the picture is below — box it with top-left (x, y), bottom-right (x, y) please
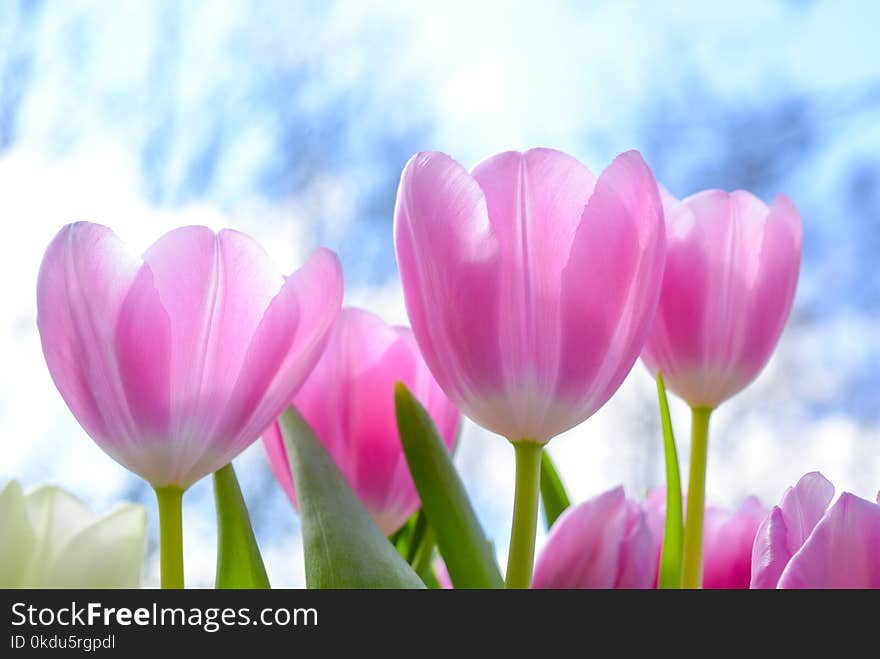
top-left (411, 526), bottom-right (437, 581)
top-left (405, 510), bottom-right (430, 564)
top-left (505, 440), bottom-right (543, 589)
top-left (155, 486), bottom-right (185, 589)
top-left (681, 407), bottom-right (713, 589)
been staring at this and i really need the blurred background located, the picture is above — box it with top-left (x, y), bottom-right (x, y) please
top-left (2, 0), bottom-right (879, 587)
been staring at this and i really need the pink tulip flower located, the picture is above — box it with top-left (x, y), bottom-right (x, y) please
top-left (643, 489), bottom-right (767, 588)
top-left (394, 148), bottom-right (665, 443)
top-left (262, 307), bottom-right (460, 535)
top-left (37, 222), bottom-right (343, 490)
top-left (532, 487), bottom-right (656, 589)
top-left (751, 472), bottom-right (880, 588)
top-left (641, 188), bottom-right (802, 408)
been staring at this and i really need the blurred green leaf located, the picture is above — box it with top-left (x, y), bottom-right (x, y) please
top-left (389, 512), bottom-right (417, 553)
top-left (394, 383), bottom-right (503, 589)
top-left (657, 372), bottom-right (684, 589)
top-left (280, 407), bottom-right (425, 589)
top-left (213, 463), bottom-right (270, 589)
top-left (540, 450), bottom-right (571, 529)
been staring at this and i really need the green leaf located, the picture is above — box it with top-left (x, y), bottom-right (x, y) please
top-left (388, 512), bottom-right (417, 552)
top-left (213, 463), bottom-right (270, 589)
top-left (279, 407), bottom-right (425, 589)
top-left (657, 372), bottom-right (684, 589)
top-left (540, 450), bottom-right (571, 529)
top-left (394, 383), bottom-right (503, 589)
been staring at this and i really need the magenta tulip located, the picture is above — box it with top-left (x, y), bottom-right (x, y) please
top-left (395, 147), bottom-right (665, 587)
top-left (751, 472), bottom-right (880, 588)
top-left (641, 188), bottom-right (802, 409)
top-left (644, 489), bottom-right (766, 589)
top-left (37, 222), bottom-right (343, 490)
top-left (532, 487), bottom-right (656, 589)
top-left (262, 307), bottom-right (460, 535)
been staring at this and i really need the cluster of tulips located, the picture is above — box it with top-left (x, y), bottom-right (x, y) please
top-left (15, 147), bottom-right (880, 589)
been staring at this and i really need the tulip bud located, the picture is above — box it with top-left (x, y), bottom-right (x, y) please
top-left (262, 307), bottom-right (460, 535)
top-left (642, 189), bottom-right (802, 408)
top-left (532, 487), bottom-right (656, 589)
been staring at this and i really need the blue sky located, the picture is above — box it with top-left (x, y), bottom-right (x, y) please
top-left (1, 0), bottom-right (878, 586)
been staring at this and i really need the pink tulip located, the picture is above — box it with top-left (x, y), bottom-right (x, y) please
top-left (262, 307), bottom-right (460, 535)
top-left (394, 148), bottom-right (665, 443)
top-left (751, 472), bottom-right (880, 588)
top-left (643, 489), bottom-right (767, 588)
top-left (532, 487), bottom-right (656, 588)
top-left (37, 222), bottom-right (343, 489)
top-left (641, 188), bottom-right (802, 408)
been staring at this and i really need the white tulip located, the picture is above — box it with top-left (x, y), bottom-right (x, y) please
top-left (0, 480), bottom-right (146, 588)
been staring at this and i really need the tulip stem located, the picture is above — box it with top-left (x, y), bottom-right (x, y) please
top-left (681, 407), bottom-right (713, 589)
top-left (505, 440), bottom-right (543, 589)
top-left (155, 486), bottom-right (185, 589)
top-left (411, 526), bottom-right (437, 582)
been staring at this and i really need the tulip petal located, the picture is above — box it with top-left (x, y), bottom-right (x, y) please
top-left (23, 486), bottom-right (96, 585)
top-left (616, 503), bottom-right (657, 588)
top-left (778, 493), bottom-right (880, 588)
top-left (750, 506), bottom-right (792, 589)
top-left (0, 481), bottom-right (35, 588)
top-left (37, 222), bottom-right (142, 448)
top-left (47, 503), bottom-right (146, 588)
top-left (702, 496), bottom-right (766, 588)
top-left (533, 487), bottom-right (655, 589)
top-left (262, 422), bottom-right (298, 507)
top-left (188, 248), bottom-right (343, 486)
top-left (751, 471), bottom-right (834, 588)
top-left (558, 150), bottom-right (665, 425)
top-left (731, 194), bottom-right (802, 386)
top-left (113, 265), bottom-right (174, 484)
top-left (779, 471), bottom-right (836, 550)
top-left (139, 227), bottom-right (283, 439)
top-left (394, 152), bottom-right (508, 435)
top-left (470, 148), bottom-right (597, 440)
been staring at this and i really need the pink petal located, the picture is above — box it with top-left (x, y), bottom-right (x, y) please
top-left (558, 150), bottom-right (665, 427)
top-left (37, 222), bottom-right (142, 454)
top-left (702, 496), bottom-right (767, 589)
top-left (187, 248), bottom-right (343, 486)
top-left (262, 421), bottom-right (297, 507)
top-left (112, 264), bottom-right (174, 484)
top-left (778, 493), bottom-right (880, 588)
top-left (731, 194), bottom-right (802, 387)
top-left (469, 148), bottom-right (597, 440)
top-left (751, 472), bottom-right (835, 588)
top-left (139, 227), bottom-right (285, 442)
top-left (750, 507), bottom-right (792, 589)
top-left (778, 471), bottom-right (836, 551)
top-left (533, 487), bottom-right (656, 589)
top-left (394, 152), bottom-right (508, 436)
top-left (616, 501), bottom-right (657, 588)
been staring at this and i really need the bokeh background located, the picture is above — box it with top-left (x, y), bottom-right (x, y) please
top-left (2, 0), bottom-right (879, 587)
